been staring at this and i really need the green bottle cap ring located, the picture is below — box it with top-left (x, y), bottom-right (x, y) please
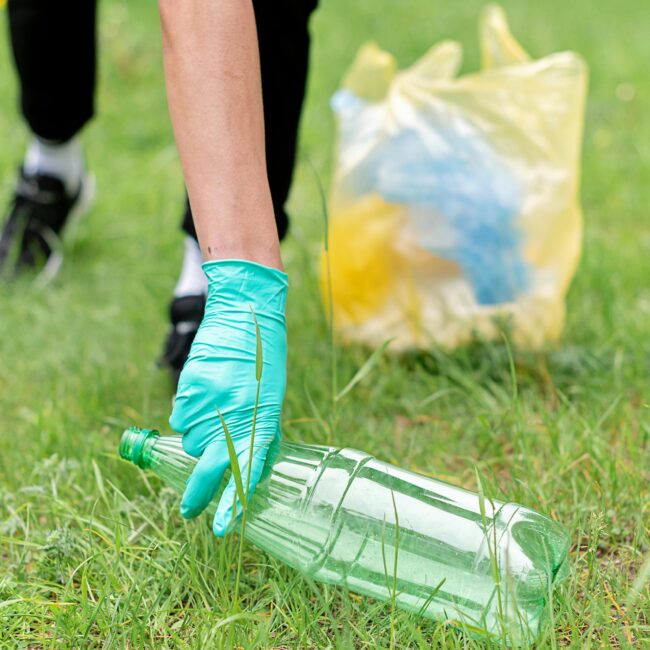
top-left (119, 427), bottom-right (159, 469)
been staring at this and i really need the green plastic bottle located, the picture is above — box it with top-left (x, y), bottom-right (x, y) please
top-left (119, 427), bottom-right (569, 644)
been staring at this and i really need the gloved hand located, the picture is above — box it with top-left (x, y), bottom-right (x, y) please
top-left (170, 259), bottom-right (288, 536)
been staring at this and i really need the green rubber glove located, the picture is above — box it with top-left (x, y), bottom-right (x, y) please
top-left (169, 259), bottom-right (287, 536)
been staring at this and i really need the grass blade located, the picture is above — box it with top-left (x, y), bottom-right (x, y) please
top-left (336, 338), bottom-right (393, 402)
top-left (304, 380), bottom-right (331, 441)
top-left (306, 154), bottom-right (338, 431)
top-left (249, 305), bottom-right (263, 382)
top-left (626, 549), bottom-right (650, 609)
top-left (216, 407), bottom-right (247, 509)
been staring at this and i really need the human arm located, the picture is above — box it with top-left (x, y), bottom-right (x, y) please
top-left (158, 0), bottom-right (286, 535)
top-left (158, 0), bottom-right (281, 269)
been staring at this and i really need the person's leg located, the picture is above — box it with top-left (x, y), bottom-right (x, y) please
top-left (180, 0), bottom-right (317, 243)
top-left (0, 0), bottom-right (98, 279)
top-left (162, 0), bottom-right (318, 383)
top-left (9, 0), bottom-right (97, 143)
top-left (254, 0), bottom-right (317, 241)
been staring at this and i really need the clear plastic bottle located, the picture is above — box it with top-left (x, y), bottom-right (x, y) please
top-left (119, 427), bottom-right (569, 644)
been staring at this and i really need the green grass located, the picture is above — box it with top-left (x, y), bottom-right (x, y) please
top-left (0, 0), bottom-right (648, 647)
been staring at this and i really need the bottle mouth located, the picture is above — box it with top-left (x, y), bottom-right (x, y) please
top-left (119, 427), bottom-right (159, 468)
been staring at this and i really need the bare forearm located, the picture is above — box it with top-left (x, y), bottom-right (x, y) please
top-left (158, 0), bottom-right (282, 269)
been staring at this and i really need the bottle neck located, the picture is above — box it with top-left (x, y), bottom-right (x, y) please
top-left (119, 428), bottom-right (160, 469)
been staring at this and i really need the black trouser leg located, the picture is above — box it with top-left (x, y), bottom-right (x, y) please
top-left (7, 0), bottom-right (98, 143)
top-left (181, 0), bottom-right (318, 243)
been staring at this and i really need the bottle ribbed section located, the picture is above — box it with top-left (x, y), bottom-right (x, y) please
top-left (245, 442), bottom-right (343, 570)
top-left (250, 441), bottom-right (337, 512)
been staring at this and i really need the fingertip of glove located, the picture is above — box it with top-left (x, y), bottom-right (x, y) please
top-left (168, 395), bottom-right (191, 435)
top-left (212, 511), bottom-right (231, 537)
top-left (168, 412), bottom-right (181, 434)
top-left (180, 498), bottom-right (199, 520)
top-left (213, 496), bottom-right (242, 537)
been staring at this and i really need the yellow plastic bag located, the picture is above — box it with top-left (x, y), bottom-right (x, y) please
top-left (321, 5), bottom-right (587, 350)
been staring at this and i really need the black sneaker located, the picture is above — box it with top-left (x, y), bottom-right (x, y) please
top-left (0, 167), bottom-right (93, 284)
top-left (160, 294), bottom-right (206, 388)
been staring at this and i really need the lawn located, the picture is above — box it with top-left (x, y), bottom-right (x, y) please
top-left (0, 0), bottom-right (648, 647)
